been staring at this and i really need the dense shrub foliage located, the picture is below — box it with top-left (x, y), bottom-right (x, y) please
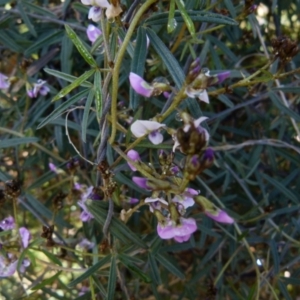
top-left (0, 0), bottom-right (300, 299)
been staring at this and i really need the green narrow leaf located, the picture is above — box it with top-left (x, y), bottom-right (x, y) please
top-left (145, 28), bottom-right (185, 89)
top-left (0, 30), bottom-right (23, 52)
top-left (156, 253), bottom-right (185, 279)
top-left (94, 70), bottom-right (102, 122)
top-left (17, 2), bottom-right (37, 37)
top-left (65, 25), bottom-right (97, 67)
top-left (60, 34), bottom-right (73, 75)
top-left (52, 70), bottom-right (95, 102)
top-left (81, 89), bottom-right (95, 142)
top-left (87, 200), bottom-right (147, 248)
top-left (25, 193), bottom-right (71, 228)
top-left (277, 280), bottom-right (292, 300)
top-left (117, 27), bottom-right (134, 58)
top-left (130, 27), bottom-right (148, 109)
top-left (0, 137), bottom-right (39, 148)
top-left (24, 30), bottom-right (64, 56)
top-left (32, 271), bottom-right (62, 290)
top-left (145, 11), bottom-right (238, 26)
top-left (37, 89), bottom-right (89, 129)
top-left (39, 249), bottom-right (62, 266)
top-left (107, 256), bottom-right (117, 300)
top-left (22, 1), bottom-right (57, 17)
top-left (167, 0), bottom-right (176, 33)
top-left (269, 91), bottom-right (300, 122)
top-left (44, 68), bottom-right (92, 88)
top-left (148, 253), bottom-right (162, 285)
top-left (175, 0), bottom-right (195, 37)
top-left (269, 239), bottom-right (279, 274)
top-left (272, 86), bottom-right (300, 93)
top-left (119, 255), bottom-right (151, 283)
top-left (68, 255), bottom-right (111, 287)
top-left (262, 173), bottom-right (298, 204)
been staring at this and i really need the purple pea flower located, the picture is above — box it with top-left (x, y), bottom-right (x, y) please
top-left (129, 73), bottom-right (154, 97)
top-left (78, 238), bottom-right (95, 250)
top-left (0, 255), bottom-right (18, 277)
top-left (131, 120), bottom-right (165, 145)
top-left (132, 177), bottom-right (150, 190)
top-left (157, 217), bottom-right (197, 243)
top-left (145, 197), bottom-right (168, 212)
top-left (172, 188), bottom-right (199, 209)
top-left (78, 186), bottom-right (94, 222)
top-left (0, 73), bottom-right (10, 90)
top-left (205, 210), bottom-right (234, 224)
top-left (19, 227), bottom-right (31, 249)
top-left (216, 71), bottom-right (230, 84)
top-left (127, 149), bottom-right (141, 171)
top-left (27, 79), bottom-right (50, 98)
top-left (19, 259), bottom-right (31, 273)
top-left (86, 24), bottom-right (102, 43)
top-left (0, 216), bottom-right (15, 231)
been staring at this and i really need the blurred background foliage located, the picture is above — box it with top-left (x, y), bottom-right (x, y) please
top-left (1, 0), bottom-right (300, 299)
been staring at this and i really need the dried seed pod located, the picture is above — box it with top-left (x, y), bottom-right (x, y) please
top-left (4, 180), bottom-right (21, 200)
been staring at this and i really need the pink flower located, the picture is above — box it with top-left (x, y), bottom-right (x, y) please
top-left (78, 186), bottom-right (94, 222)
top-left (49, 162), bottom-right (57, 173)
top-left (88, 6), bottom-right (102, 22)
top-left (27, 79), bottom-right (49, 98)
top-left (86, 24), bottom-right (102, 43)
top-left (145, 197), bottom-right (168, 212)
top-left (129, 73), bottom-right (154, 97)
top-left (127, 149), bottom-right (140, 171)
top-left (205, 210), bottom-right (234, 224)
top-left (19, 259), bottom-right (30, 273)
top-left (0, 216), bottom-right (15, 231)
top-left (157, 217), bottom-right (197, 243)
top-left (78, 238), bottom-right (95, 249)
top-left (19, 227), bottom-right (31, 249)
top-left (0, 73), bottom-right (10, 90)
top-left (131, 120), bottom-right (165, 145)
top-left (172, 188), bottom-right (198, 208)
top-left (216, 71), bottom-right (230, 84)
top-left (0, 255), bottom-right (18, 277)
top-left (132, 177), bottom-right (150, 190)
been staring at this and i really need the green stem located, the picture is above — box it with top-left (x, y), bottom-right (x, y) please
top-left (109, 0), bottom-right (158, 144)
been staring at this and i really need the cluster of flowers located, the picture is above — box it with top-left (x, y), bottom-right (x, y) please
top-left (0, 216), bottom-right (31, 277)
top-left (123, 59), bottom-right (234, 243)
top-left (0, 72), bottom-right (49, 98)
top-left (81, 0), bottom-right (123, 21)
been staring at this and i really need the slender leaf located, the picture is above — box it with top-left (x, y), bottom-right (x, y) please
top-left (269, 91), bottom-right (300, 122)
top-left (87, 200), bottom-right (147, 248)
top-left (52, 69), bottom-right (95, 102)
top-left (156, 253), bottom-right (185, 279)
top-left (44, 68), bottom-right (93, 88)
top-left (175, 0), bottom-right (195, 37)
top-left (148, 253), bottom-right (162, 285)
top-left (81, 89), bottom-right (94, 142)
top-left (37, 89), bottom-right (89, 129)
top-left (32, 272), bottom-right (62, 290)
top-left (68, 254), bottom-right (111, 287)
top-left (145, 11), bottom-right (238, 26)
top-left (146, 28), bottom-right (185, 89)
top-left (65, 24), bottom-right (97, 67)
top-left (262, 173), bottom-right (298, 204)
top-left (107, 256), bottom-right (117, 300)
top-left (130, 27), bottom-right (148, 109)
top-left (0, 137), bottom-right (39, 148)
top-left (94, 70), bottom-right (102, 122)
top-left (24, 30), bottom-right (64, 56)
top-left (17, 2), bottom-right (37, 37)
